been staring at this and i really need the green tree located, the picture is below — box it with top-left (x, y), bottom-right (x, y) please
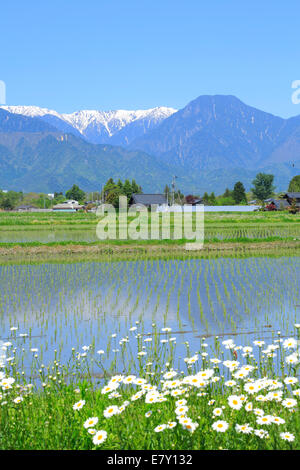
top-left (251, 173), bottom-right (275, 204)
top-left (288, 175), bottom-right (300, 192)
top-left (233, 181), bottom-right (247, 204)
top-left (0, 190), bottom-right (22, 210)
top-left (102, 178), bottom-right (143, 206)
top-left (53, 193), bottom-right (66, 205)
top-left (202, 192), bottom-right (210, 204)
top-left (36, 194), bottom-right (52, 209)
top-left (288, 198), bottom-right (299, 214)
top-left (117, 179), bottom-right (124, 191)
top-left (223, 188), bottom-right (233, 198)
top-left (131, 179), bottom-right (142, 194)
top-left (217, 196), bottom-right (235, 206)
top-left (123, 179), bottom-right (133, 201)
top-left (209, 192), bottom-right (217, 205)
top-left (105, 189), bottom-right (121, 208)
top-left (65, 184), bottom-right (85, 202)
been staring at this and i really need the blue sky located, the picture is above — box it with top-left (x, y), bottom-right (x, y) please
top-left (1, 0), bottom-right (300, 117)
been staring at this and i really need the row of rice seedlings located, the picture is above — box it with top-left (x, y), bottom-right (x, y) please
top-left (0, 256), bottom-right (299, 375)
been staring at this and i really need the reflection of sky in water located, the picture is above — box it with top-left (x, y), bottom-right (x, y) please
top-left (0, 257), bottom-right (299, 376)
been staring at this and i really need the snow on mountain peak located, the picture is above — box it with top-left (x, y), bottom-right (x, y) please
top-left (61, 107), bottom-right (177, 136)
top-left (0, 105), bottom-right (177, 140)
top-left (1, 105), bottom-right (62, 119)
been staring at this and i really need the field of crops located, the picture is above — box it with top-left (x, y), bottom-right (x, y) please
top-left (0, 211), bottom-right (299, 244)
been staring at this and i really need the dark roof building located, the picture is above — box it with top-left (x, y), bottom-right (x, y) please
top-left (15, 204), bottom-right (36, 212)
top-left (282, 192), bottom-right (300, 207)
top-left (130, 194), bottom-right (167, 207)
top-left (265, 199), bottom-right (290, 211)
top-left (185, 195), bottom-right (203, 205)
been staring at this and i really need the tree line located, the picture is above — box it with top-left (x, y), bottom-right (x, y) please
top-left (1, 173), bottom-right (299, 210)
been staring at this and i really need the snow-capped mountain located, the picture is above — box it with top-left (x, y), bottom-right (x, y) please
top-left (0, 105), bottom-right (177, 145)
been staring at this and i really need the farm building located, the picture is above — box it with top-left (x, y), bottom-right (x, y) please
top-left (282, 192), bottom-right (300, 208)
top-left (52, 202), bottom-right (83, 212)
top-left (265, 199), bottom-right (291, 211)
top-left (185, 195), bottom-right (203, 205)
top-left (15, 204), bottom-right (36, 212)
top-left (130, 194), bottom-right (168, 209)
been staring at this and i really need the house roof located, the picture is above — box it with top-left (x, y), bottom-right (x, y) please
top-left (53, 203), bottom-right (82, 210)
top-left (131, 194), bottom-right (167, 206)
top-left (268, 199), bottom-right (290, 209)
top-left (16, 204), bottom-right (35, 210)
top-left (283, 192), bottom-right (300, 199)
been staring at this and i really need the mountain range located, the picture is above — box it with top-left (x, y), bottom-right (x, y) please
top-left (1, 95), bottom-right (300, 194)
top-left (1, 105), bottom-right (176, 146)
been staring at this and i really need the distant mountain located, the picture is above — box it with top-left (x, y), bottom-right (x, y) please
top-left (127, 95), bottom-right (300, 191)
top-left (1, 105), bottom-right (177, 145)
top-left (0, 110), bottom-right (174, 193)
top-left (1, 96), bottom-right (300, 194)
top-left (129, 95), bottom-right (290, 169)
top-left (0, 108), bottom-right (58, 133)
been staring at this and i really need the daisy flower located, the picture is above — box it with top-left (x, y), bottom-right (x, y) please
top-left (73, 400), bottom-right (85, 411)
top-left (84, 417), bottom-right (98, 429)
top-left (235, 423), bottom-right (253, 434)
top-left (213, 408), bottom-right (223, 417)
top-left (183, 422), bottom-right (199, 433)
top-left (283, 338), bottom-right (297, 349)
top-left (123, 375), bottom-right (136, 384)
top-left (212, 420), bottom-right (229, 433)
top-left (284, 377), bottom-right (298, 385)
top-left (254, 429), bottom-right (269, 439)
top-left (154, 424), bottom-right (166, 432)
top-left (280, 432), bottom-right (295, 442)
top-left (13, 396), bottom-right (23, 404)
top-left (92, 430), bottom-right (107, 445)
top-left (175, 405), bottom-right (189, 415)
top-left (228, 395), bottom-right (243, 410)
top-left (88, 428), bottom-right (97, 435)
top-left (167, 421), bottom-right (177, 429)
top-left (282, 398), bottom-right (297, 408)
top-left (271, 416), bottom-right (285, 425)
top-left (256, 415), bottom-right (273, 425)
top-left (103, 405), bottom-right (120, 418)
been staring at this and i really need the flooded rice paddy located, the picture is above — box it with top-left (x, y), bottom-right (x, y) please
top-left (0, 255), bottom-right (299, 378)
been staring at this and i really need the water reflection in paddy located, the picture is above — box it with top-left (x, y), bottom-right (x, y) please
top-left (0, 256), bottom-right (299, 375)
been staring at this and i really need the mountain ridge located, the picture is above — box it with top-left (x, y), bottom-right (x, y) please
top-left (0, 105), bottom-right (177, 146)
top-left (1, 96), bottom-right (300, 194)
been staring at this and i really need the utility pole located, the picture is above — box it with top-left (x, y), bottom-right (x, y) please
top-left (171, 175), bottom-right (177, 205)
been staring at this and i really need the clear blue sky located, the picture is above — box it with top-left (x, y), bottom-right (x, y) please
top-left (1, 0), bottom-right (300, 117)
